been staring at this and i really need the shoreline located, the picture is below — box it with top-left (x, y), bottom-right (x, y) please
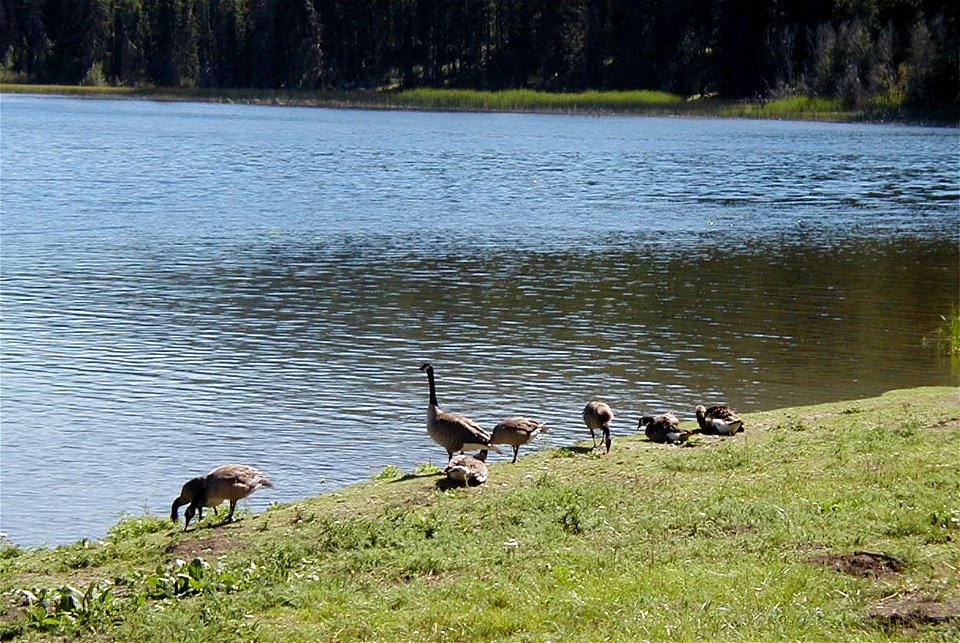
top-left (3, 83), bottom-right (957, 126)
top-left (1, 385), bottom-right (957, 640)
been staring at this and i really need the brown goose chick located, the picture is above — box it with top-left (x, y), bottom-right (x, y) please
top-left (695, 404), bottom-right (744, 435)
top-left (171, 464), bottom-right (273, 530)
top-left (491, 416), bottom-right (546, 463)
top-left (583, 400), bottom-right (614, 453)
top-left (638, 413), bottom-right (692, 444)
top-left (443, 453), bottom-right (489, 486)
top-left (419, 363), bottom-right (502, 459)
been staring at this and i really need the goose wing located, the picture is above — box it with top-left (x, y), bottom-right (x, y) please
top-left (705, 405), bottom-right (739, 422)
top-left (434, 410), bottom-right (503, 453)
top-left (492, 416), bottom-right (545, 444)
top-left (706, 405), bottom-right (744, 432)
top-left (207, 464), bottom-right (274, 493)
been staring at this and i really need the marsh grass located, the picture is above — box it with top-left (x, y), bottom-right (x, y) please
top-left (923, 304), bottom-right (960, 357)
top-left (1, 387), bottom-right (958, 641)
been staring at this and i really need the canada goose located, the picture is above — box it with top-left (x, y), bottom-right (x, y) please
top-left (443, 452), bottom-right (488, 486)
top-left (419, 363), bottom-right (502, 459)
top-left (638, 413), bottom-right (692, 443)
top-left (491, 416), bottom-right (546, 463)
top-left (695, 404), bottom-right (744, 435)
top-left (170, 464), bottom-right (273, 530)
top-left (583, 400), bottom-right (614, 453)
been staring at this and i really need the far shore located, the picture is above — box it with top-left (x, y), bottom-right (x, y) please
top-left (3, 83), bottom-right (957, 126)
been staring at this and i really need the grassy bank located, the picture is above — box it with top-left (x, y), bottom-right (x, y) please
top-left (1, 386), bottom-right (958, 641)
top-left (4, 83), bottom-right (954, 124)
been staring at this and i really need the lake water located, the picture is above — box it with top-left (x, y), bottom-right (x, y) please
top-left (1, 94), bottom-right (957, 547)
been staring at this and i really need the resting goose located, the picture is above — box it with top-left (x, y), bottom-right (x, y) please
top-left (582, 400), bottom-right (614, 453)
top-left (491, 416), bottom-right (546, 463)
top-left (419, 363), bottom-right (502, 459)
top-left (171, 464), bottom-right (273, 530)
top-left (639, 413), bottom-right (692, 443)
top-left (443, 452), bottom-right (489, 486)
top-left (695, 404), bottom-right (744, 435)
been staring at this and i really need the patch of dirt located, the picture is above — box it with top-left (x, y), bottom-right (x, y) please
top-left (811, 550), bottom-right (905, 577)
top-left (868, 598), bottom-right (960, 629)
top-left (165, 530), bottom-right (246, 560)
top-left (386, 490), bottom-right (437, 511)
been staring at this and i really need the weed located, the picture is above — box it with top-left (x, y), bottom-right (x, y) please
top-left (373, 465), bottom-right (405, 480)
top-left (0, 538), bottom-right (20, 560)
top-left (108, 513), bottom-right (171, 541)
top-left (20, 581), bottom-right (119, 633)
top-left (142, 557), bottom-right (243, 599)
top-left (412, 461), bottom-right (442, 476)
top-left (922, 304), bottom-right (960, 356)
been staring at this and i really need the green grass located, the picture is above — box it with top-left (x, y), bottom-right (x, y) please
top-left (391, 87), bottom-right (684, 113)
top-left (5, 83), bottom-right (945, 123)
top-left (1, 386), bottom-right (958, 641)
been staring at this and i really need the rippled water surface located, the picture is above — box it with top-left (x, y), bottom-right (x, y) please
top-left (1, 95), bottom-right (957, 546)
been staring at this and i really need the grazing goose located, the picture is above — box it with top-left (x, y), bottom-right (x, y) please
top-left (582, 400), bottom-right (614, 453)
top-left (443, 452), bottom-right (489, 486)
top-left (491, 416), bottom-right (546, 463)
top-left (695, 404), bottom-right (744, 435)
top-left (170, 464), bottom-right (273, 530)
top-left (639, 413), bottom-right (692, 444)
top-left (419, 363), bottom-right (502, 459)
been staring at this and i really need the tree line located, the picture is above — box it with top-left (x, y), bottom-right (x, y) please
top-left (1, 0), bottom-right (957, 110)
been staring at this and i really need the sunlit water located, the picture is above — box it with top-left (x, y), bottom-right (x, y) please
top-left (1, 95), bottom-right (957, 546)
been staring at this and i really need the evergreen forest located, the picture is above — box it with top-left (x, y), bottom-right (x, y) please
top-left (1, 0), bottom-right (957, 111)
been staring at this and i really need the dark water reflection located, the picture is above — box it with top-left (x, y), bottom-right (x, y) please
top-left (1, 95), bottom-right (956, 546)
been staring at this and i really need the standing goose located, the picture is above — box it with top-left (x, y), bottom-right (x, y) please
top-left (491, 416), bottom-right (546, 463)
top-left (695, 404), bottom-right (744, 435)
top-left (443, 452), bottom-right (489, 486)
top-left (171, 464), bottom-right (273, 530)
top-left (419, 363), bottom-right (502, 459)
top-left (639, 413), bottom-right (692, 444)
top-left (583, 400), bottom-right (614, 453)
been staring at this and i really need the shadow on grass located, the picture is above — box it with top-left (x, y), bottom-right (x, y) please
top-left (434, 477), bottom-right (486, 491)
top-left (552, 445), bottom-right (596, 457)
top-left (388, 471), bottom-right (443, 484)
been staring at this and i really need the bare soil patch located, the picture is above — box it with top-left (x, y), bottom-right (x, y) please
top-left (165, 530), bottom-right (246, 560)
top-left (868, 598), bottom-right (960, 629)
top-left (812, 550), bottom-right (905, 577)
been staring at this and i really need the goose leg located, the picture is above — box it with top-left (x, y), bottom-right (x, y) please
top-left (603, 427), bottom-right (611, 454)
top-left (512, 446), bottom-right (519, 464)
top-left (226, 500), bottom-right (237, 523)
